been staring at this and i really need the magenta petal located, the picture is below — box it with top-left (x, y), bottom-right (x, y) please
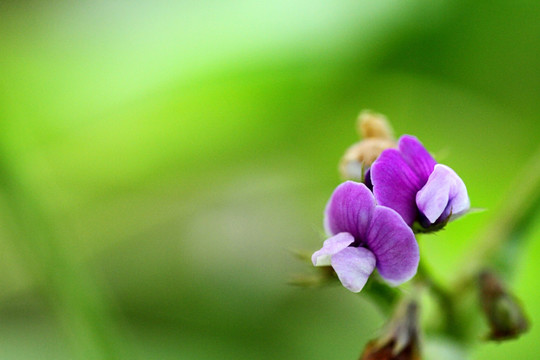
top-left (366, 206), bottom-right (419, 285)
top-left (331, 247), bottom-right (376, 292)
top-left (398, 135), bottom-right (437, 183)
top-left (416, 164), bottom-right (470, 223)
top-left (324, 181), bottom-right (376, 239)
top-left (371, 149), bottom-right (422, 226)
top-left (312, 232), bottom-right (355, 266)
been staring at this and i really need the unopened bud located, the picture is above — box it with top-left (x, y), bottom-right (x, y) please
top-left (357, 111), bottom-right (394, 140)
top-left (478, 270), bottom-right (529, 341)
top-left (340, 138), bottom-right (396, 180)
top-left (360, 298), bottom-right (421, 360)
top-left (340, 111), bottom-right (396, 181)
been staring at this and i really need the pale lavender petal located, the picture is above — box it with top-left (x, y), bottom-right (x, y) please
top-left (324, 181), bottom-right (376, 239)
top-left (446, 166), bottom-right (470, 219)
top-left (371, 149), bottom-right (423, 226)
top-left (415, 167), bottom-right (451, 224)
top-left (331, 247), bottom-right (376, 293)
top-left (312, 232), bottom-right (355, 266)
top-left (365, 206), bottom-right (419, 285)
top-left (398, 135), bottom-right (437, 183)
top-left (416, 164), bottom-right (470, 224)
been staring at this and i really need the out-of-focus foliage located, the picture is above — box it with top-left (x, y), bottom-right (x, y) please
top-left (0, 1), bottom-right (539, 359)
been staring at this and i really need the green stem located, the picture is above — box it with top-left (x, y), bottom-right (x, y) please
top-left (362, 277), bottom-right (400, 315)
top-left (456, 145), bottom-right (540, 288)
top-left (437, 144), bottom-right (540, 345)
top-left (415, 260), bottom-right (463, 339)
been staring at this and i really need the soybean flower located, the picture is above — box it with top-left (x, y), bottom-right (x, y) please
top-left (312, 181), bottom-right (419, 292)
top-left (371, 135), bottom-right (469, 231)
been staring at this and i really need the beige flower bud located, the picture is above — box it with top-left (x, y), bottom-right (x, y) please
top-left (357, 110), bottom-right (394, 140)
top-left (340, 111), bottom-right (396, 181)
top-left (340, 138), bottom-right (396, 180)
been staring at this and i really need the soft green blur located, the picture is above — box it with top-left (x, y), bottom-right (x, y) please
top-left (0, 1), bottom-right (539, 359)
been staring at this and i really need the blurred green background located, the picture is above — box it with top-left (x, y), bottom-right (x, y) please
top-left (0, 1), bottom-right (539, 359)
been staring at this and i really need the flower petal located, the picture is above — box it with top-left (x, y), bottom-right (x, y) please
top-left (446, 168), bottom-right (470, 220)
top-left (324, 181), bottom-right (376, 239)
top-left (416, 164), bottom-right (470, 224)
top-left (365, 206), bottom-right (419, 285)
top-left (371, 149), bottom-right (423, 226)
top-left (398, 135), bottom-right (437, 183)
top-left (331, 246), bottom-right (376, 292)
top-left (312, 232), bottom-right (355, 266)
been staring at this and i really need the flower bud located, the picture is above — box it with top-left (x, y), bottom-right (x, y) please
top-left (360, 298), bottom-right (421, 360)
top-left (340, 111), bottom-right (396, 181)
top-left (478, 270), bottom-right (529, 341)
top-left (357, 110), bottom-right (394, 140)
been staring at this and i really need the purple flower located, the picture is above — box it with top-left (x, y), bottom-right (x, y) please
top-left (371, 135), bottom-right (470, 230)
top-left (312, 181), bottom-right (419, 292)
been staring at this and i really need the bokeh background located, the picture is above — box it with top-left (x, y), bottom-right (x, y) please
top-left (1, 1), bottom-right (539, 359)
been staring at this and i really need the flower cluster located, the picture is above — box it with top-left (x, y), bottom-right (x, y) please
top-left (313, 134), bottom-right (469, 292)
